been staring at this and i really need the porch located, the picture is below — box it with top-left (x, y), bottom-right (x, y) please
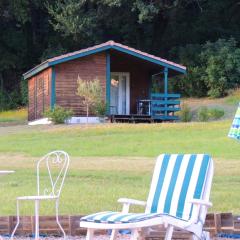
top-left (110, 93), bottom-right (180, 123)
top-left (106, 49), bottom-right (183, 122)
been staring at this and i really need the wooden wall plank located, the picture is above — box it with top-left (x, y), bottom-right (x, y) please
top-left (55, 53), bottom-right (106, 116)
top-left (28, 68), bottom-right (52, 121)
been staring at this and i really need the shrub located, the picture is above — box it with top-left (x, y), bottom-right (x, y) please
top-left (93, 100), bottom-right (107, 117)
top-left (179, 104), bottom-right (192, 122)
top-left (197, 106), bottom-right (224, 121)
top-left (76, 77), bottom-right (102, 123)
top-left (45, 106), bottom-right (73, 124)
top-left (197, 107), bottom-right (210, 122)
top-left (169, 38), bottom-right (240, 98)
top-left (208, 108), bottom-right (224, 120)
top-left (20, 78), bottom-right (28, 106)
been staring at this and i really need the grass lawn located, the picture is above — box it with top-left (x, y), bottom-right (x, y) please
top-left (0, 108), bottom-right (27, 124)
top-left (0, 121), bottom-right (239, 215)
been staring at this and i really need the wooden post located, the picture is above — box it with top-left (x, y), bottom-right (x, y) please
top-left (51, 66), bottom-right (56, 110)
top-left (164, 67), bottom-right (168, 118)
top-left (106, 51), bottom-right (111, 115)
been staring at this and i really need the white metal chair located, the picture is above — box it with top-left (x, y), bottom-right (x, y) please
top-left (11, 151), bottom-right (70, 240)
top-left (80, 154), bottom-right (214, 240)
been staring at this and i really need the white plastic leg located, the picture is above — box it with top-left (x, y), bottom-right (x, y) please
top-left (201, 231), bottom-right (210, 240)
top-left (192, 234), bottom-right (199, 240)
top-left (110, 230), bottom-right (117, 240)
top-left (130, 228), bottom-right (141, 240)
top-left (86, 229), bottom-right (95, 240)
top-left (164, 225), bottom-right (174, 240)
top-left (34, 200), bottom-right (40, 240)
top-left (11, 200), bottom-right (20, 240)
top-left (55, 199), bottom-right (66, 239)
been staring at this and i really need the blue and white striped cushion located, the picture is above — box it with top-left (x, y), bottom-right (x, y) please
top-left (81, 211), bottom-right (189, 224)
top-left (145, 154), bottom-right (211, 221)
top-left (81, 211), bottom-right (162, 223)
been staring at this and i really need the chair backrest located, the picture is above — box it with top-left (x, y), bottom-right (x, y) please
top-left (37, 151), bottom-right (70, 198)
top-left (145, 154), bottom-right (214, 222)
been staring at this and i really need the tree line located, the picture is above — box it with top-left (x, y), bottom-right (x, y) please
top-left (0, 0), bottom-right (240, 110)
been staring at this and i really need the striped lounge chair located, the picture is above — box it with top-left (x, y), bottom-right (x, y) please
top-left (80, 154), bottom-right (214, 240)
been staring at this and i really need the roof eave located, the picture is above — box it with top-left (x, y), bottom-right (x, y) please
top-left (23, 61), bottom-right (49, 80)
top-left (111, 45), bottom-right (186, 74)
top-left (48, 45), bottom-right (112, 67)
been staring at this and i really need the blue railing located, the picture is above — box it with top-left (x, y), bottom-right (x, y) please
top-left (151, 93), bottom-right (181, 121)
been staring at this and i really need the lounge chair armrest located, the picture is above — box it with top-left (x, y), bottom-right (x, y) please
top-left (189, 199), bottom-right (212, 208)
top-left (118, 198), bottom-right (146, 213)
top-left (118, 198), bottom-right (147, 206)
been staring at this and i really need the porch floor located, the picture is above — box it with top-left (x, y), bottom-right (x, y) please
top-left (110, 114), bottom-right (178, 123)
top-left (110, 114), bottom-right (152, 123)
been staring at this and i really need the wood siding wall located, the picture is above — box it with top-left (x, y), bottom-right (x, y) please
top-left (55, 53), bottom-right (106, 116)
top-left (28, 68), bottom-right (52, 121)
top-left (27, 50), bottom-right (162, 120)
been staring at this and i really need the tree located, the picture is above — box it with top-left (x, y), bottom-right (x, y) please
top-left (169, 38), bottom-right (240, 98)
top-left (201, 38), bottom-right (240, 97)
top-left (1, 0), bottom-right (240, 108)
top-left (76, 77), bottom-right (102, 123)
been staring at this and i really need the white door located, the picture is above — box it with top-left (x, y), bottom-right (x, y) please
top-left (110, 72), bottom-right (130, 115)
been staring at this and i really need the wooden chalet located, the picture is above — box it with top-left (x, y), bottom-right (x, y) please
top-left (24, 41), bottom-right (186, 123)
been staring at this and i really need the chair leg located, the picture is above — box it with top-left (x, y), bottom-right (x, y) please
top-left (201, 231), bottom-right (210, 240)
top-left (86, 229), bottom-right (95, 240)
top-left (164, 225), bottom-right (174, 240)
top-left (110, 230), bottom-right (118, 240)
top-left (55, 199), bottom-right (66, 239)
top-left (192, 234), bottom-right (199, 240)
top-left (130, 228), bottom-right (143, 240)
top-left (11, 200), bottom-right (20, 240)
top-left (34, 200), bottom-right (40, 240)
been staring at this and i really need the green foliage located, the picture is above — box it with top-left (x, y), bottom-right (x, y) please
top-left (201, 39), bottom-right (240, 98)
top-left (197, 107), bottom-right (224, 122)
top-left (169, 44), bottom-right (207, 97)
top-left (225, 89), bottom-right (240, 105)
top-left (171, 38), bottom-right (240, 98)
top-left (1, 0), bottom-right (240, 106)
top-left (93, 101), bottom-right (107, 117)
top-left (20, 79), bottom-right (28, 106)
top-left (151, 80), bottom-right (160, 93)
top-left (76, 77), bottom-right (103, 120)
top-left (208, 108), bottom-right (224, 120)
top-left (45, 106), bottom-right (73, 124)
top-left (0, 89), bottom-right (22, 110)
top-left (179, 104), bottom-right (192, 122)
top-left (47, 0), bottom-right (98, 41)
top-left (40, 44), bottom-right (66, 62)
top-left (46, 0), bottom-right (179, 42)
top-left (197, 107), bottom-right (210, 122)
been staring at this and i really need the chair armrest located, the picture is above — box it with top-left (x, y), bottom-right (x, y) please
top-left (189, 199), bottom-right (212, 208)
top-left (118, 198), bottom-right (146, 213)
top-left (118, 198), bottom-right (147, 206)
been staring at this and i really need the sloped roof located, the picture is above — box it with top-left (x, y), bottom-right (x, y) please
top-left (23, 40), bottom-right (186, 79)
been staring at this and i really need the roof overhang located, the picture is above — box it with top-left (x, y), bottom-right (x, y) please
top-left (23, 41), bottom-right (186, 80)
